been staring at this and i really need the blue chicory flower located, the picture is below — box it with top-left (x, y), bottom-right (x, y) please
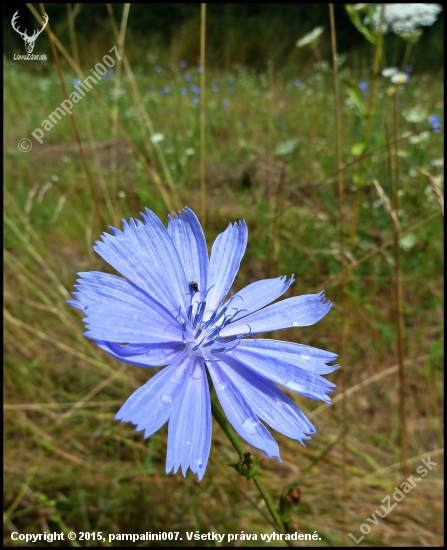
top-left (179, 60), bottom-right (187, 69)
top-left (428, 115), bottom-right (442, 132)
top-left (191, 84), bottom-right (201, 95)
top-left (294, 79), bottom-right (303, 88)
top-left (192, 96), bottom-right (200, 104)
top-left (358, 80), bottom-right (368, 93)
top-left (183, 72), bottom-right (192, 82)
top-left (180, 87), bottom-right (188, 96)
top-left (222, 99), bottom-right (230, 110)
top-left (103, 68), bottom-right (114, 81)
top-left (159, 86), bottom-right (171, 95)
top-left (212, 81), bottom-right (219, 92)
top-left (68, 208), bottom-right (337, 480)
top-left (155, 65), bottom-right (162, 73)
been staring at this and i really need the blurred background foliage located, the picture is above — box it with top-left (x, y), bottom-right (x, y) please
top-left (3, 2), bottom-right (444, 71)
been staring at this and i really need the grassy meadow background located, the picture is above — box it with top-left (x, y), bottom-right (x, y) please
top-left (4, 3), bottom-right (444, 546)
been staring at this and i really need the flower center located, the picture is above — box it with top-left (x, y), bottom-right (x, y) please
top-left (176, 291), bottom-right (248, 359)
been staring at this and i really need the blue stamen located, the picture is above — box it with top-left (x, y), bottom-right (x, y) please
top-left (217, 335), bottom-right (239, 343)
top-left (193, 301), bottom-right (206, 329)
top-left (222, 309), bottom-right (240, 327)
top-left (206, 326), bottom-right (221, 341)
top-left (219, 288), bottom-right (233, 307)
top-left (212, 340), bottom-right (241, 353)
top-left (192, 334), bottom-right (207, 351)
top-left (203, 310), bottom-right (217, 329)
top-left (206, 306), bottom-right (227, 328)
top-left (202, 340), bottom-right (216, 348)
top-left (187, 304), bottom-right (193, 322)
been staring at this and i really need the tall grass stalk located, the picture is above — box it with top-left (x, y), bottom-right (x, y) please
top-left (329, 4), bottom-right (348, 544)
top-left (267, 165), bottom-right (286, 278)
top-left (200, 3), bottom-right (207, 227)
top-left (391, 92), bottom-right (409, 481)
top-left (107, 3), bottom-right (129, 225)
top-left (106, 4), bottom-right (180, 211)
top-left (39, 2), bottom-right (105, 232)
top-left (267, 59), bottom-right (275, 278)
top-left (349, 4), bottom-right (386, 240)
top-left (67, 3), bottom-right (116, 224)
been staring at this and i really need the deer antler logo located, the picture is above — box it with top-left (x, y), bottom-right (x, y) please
top-left (11, 10), bottom-right (49, 54)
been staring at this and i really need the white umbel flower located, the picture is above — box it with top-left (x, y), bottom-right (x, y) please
top-left (366, 4), bottom-right (442, 34)
top-left (150, 133), bottom-right (165, 144)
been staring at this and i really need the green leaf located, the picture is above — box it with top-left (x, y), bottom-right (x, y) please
top-left (343, 78), bottom-right (367, 118)
top-left (345, 4), bottom-right (376, 44)
top-left (351, 142), bottom-right (367, 156)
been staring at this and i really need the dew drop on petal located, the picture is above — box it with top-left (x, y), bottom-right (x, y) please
top-left (275, 397), bottom-right (287, 409)
top-left (300, 355), bottom-right (311, 361)
top-left (191, 367), bottom-right (203, 380)
top-left (285, 381), bottom-right (305, 393)
top-left (242, 417), bottom-right (259, 435)
top-left (160, 394), bottom-right (172, 404)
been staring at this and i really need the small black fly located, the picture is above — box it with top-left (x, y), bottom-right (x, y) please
top-left (188, 280), bottom-right (199, 293)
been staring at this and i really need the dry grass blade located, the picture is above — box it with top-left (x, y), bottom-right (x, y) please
top-left (420, 168), bottom-right (444, 220)
top-left (373, 179), bottom-right (399, 228)
top-left (310, 355), bottom-right (429, 418)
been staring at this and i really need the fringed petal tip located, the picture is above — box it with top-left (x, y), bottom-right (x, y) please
top-left (165, 462), bottom-right (207, 482)
top-left (318, 290), bottom-right (332, 307)
top-left (298, 436), bottom-right (312, 448)
top-left (168, 206), bottom-right (190, 220)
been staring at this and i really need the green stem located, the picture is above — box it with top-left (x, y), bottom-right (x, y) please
top-left (253, 477), bottom-right (286, 532)
top-left (401, 40), bottom-right (413, 71)
top-left (210, 400), bottom-right (286, 532)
